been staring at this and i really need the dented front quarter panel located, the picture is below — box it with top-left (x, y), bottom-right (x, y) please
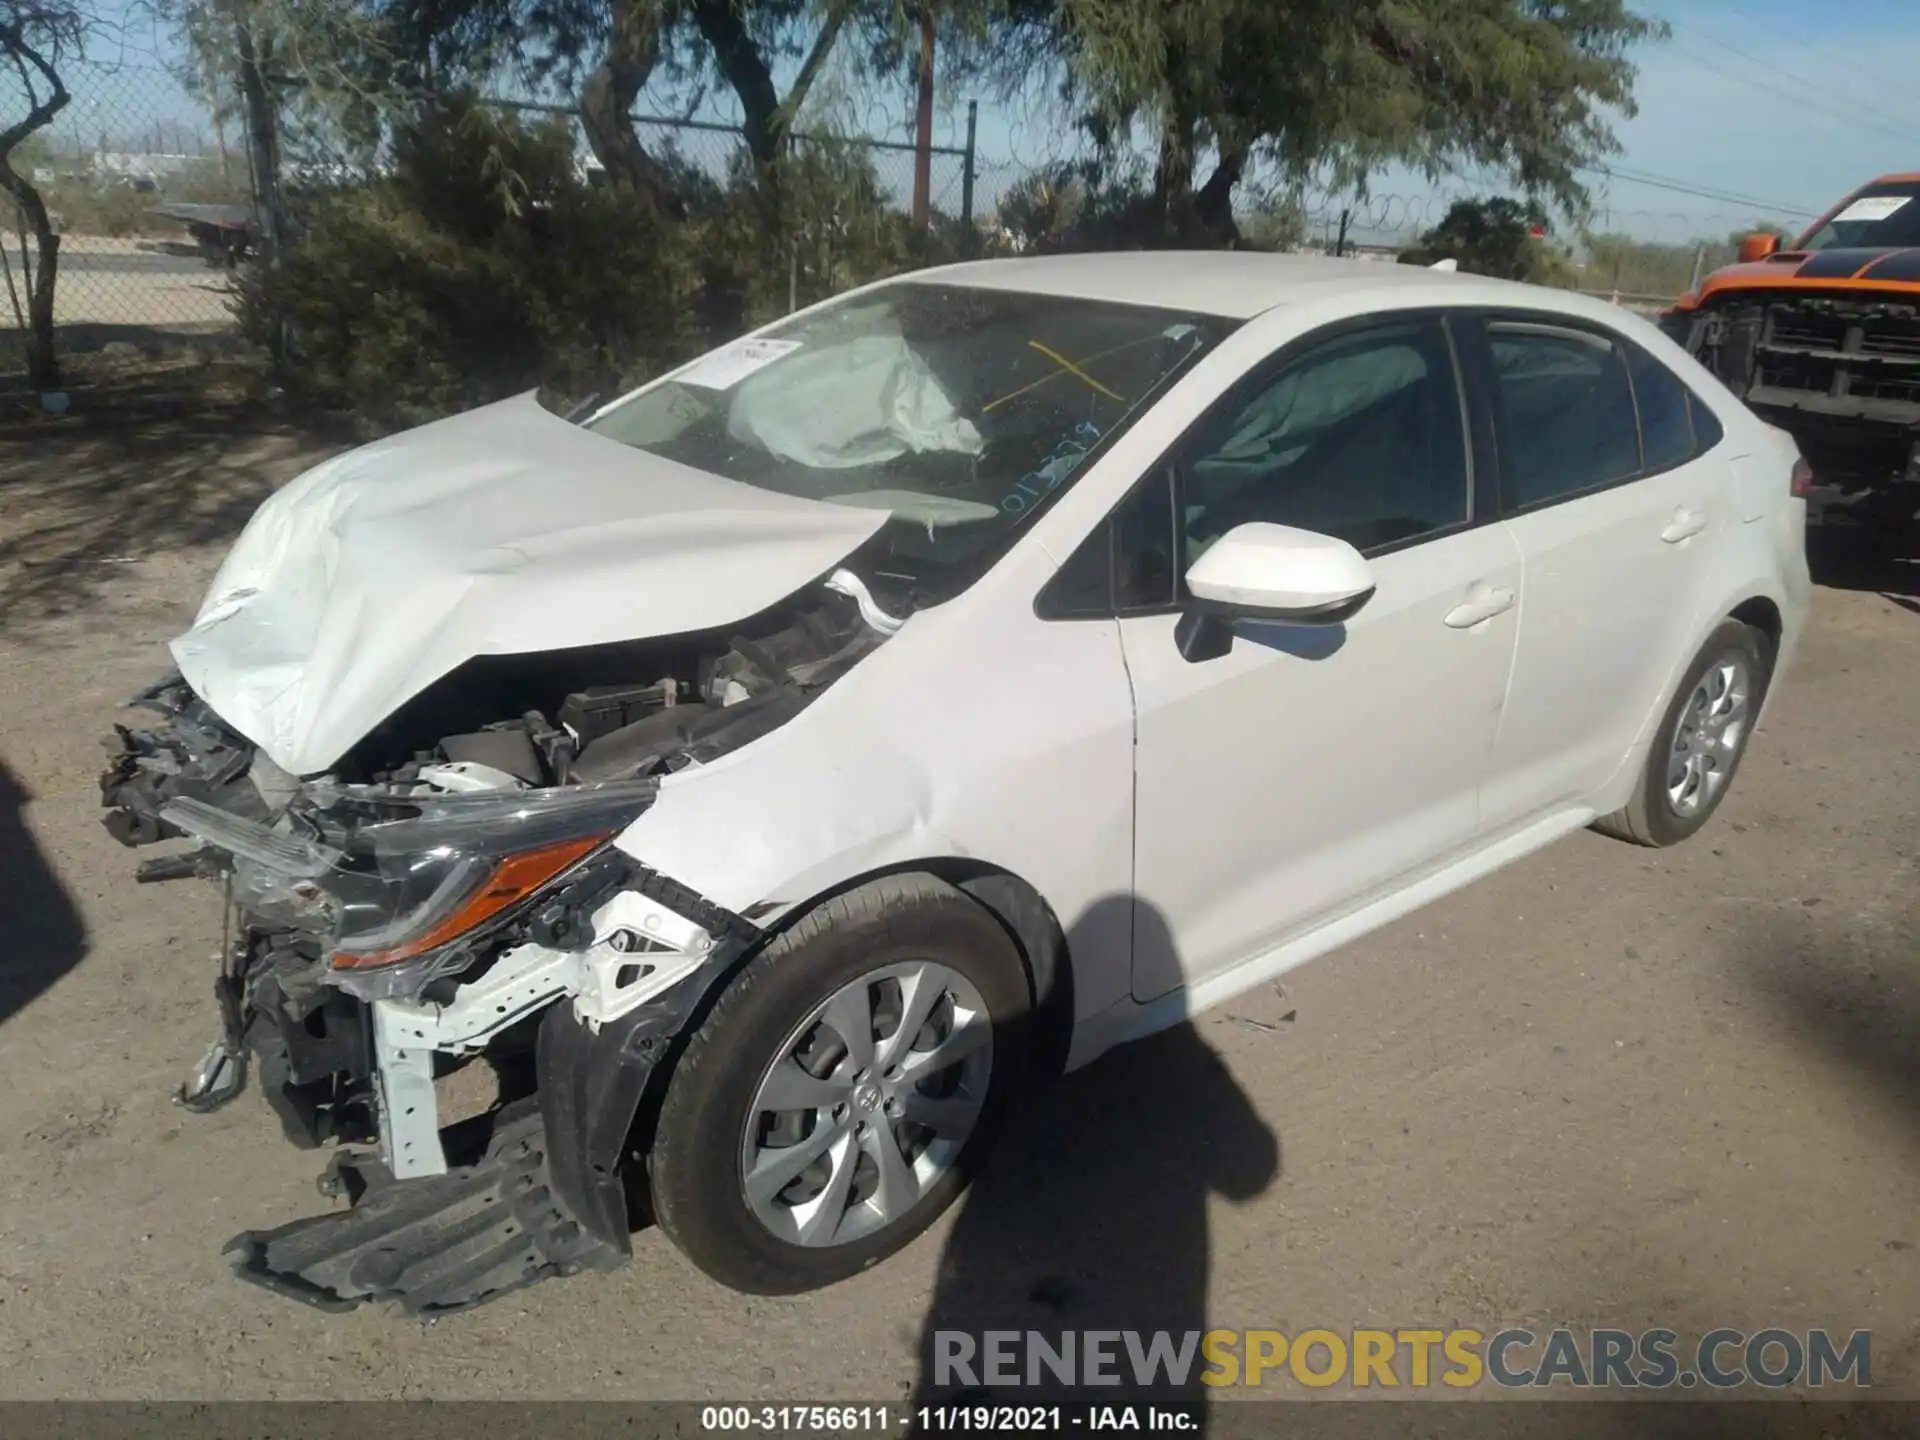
top-left (612, 516), bottom-right (1142, 1027)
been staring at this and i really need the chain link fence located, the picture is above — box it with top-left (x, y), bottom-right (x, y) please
top-left (1, 55), bottom-right (980, 392)
top-left (1, 58), bottom-right (250, 388)
top-left (6, 56), bottom-right (1762, 395)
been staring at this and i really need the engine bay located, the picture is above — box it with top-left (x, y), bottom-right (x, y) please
top-left (333, 577), bottom-right (892, 795)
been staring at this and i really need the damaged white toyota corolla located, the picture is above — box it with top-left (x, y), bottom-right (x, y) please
top-left (102, 253), bottom-right (1811, 1310)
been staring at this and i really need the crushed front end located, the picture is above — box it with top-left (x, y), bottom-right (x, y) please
top-left (100, 586), bottom-right (887, 1311)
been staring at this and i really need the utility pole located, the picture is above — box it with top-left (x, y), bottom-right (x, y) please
top-left (960, 99), bottom-right (978, 254)
top-left (911, 9), bottom-right (934, 230)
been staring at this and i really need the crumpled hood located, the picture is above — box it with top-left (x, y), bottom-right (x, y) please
top-left (171, 391), bottom-right (887, 776)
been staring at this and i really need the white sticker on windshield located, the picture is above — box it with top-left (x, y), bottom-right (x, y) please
top-left (674, 337), bottom-right (803, 390)
top-left (1832, 195), bottom-right (1911, 224)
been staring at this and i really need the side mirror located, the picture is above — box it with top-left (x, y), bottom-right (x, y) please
top-left (1175, 522), bottom-right (1376, 663)
top-left (1737, 232), bottom-right (1780, 263)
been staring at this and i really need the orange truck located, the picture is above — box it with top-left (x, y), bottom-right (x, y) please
top-left (1661, 173), bottom-right (1920, 522)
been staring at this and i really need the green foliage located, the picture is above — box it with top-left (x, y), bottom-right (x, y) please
top-left (1579, 231), bottom-right (1710, 298)
top-left (243, 97), bottom-right (962, 429)
top-left (966, 0), bottom-right (1658, 233)
top-left (1399, 196), bottom-right (1567, 282)
top-left (1237, 197), bottom-right (1309, 253)
top-left (241, 99), bottom-right (701, 427)
top-left (160, 0), bottom-right (1669, 420)
top-left (987, 159), bottom-right (1194, 252)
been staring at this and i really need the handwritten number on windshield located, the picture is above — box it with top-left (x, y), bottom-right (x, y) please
top-left (999, 423), bottom-right (1104, 515)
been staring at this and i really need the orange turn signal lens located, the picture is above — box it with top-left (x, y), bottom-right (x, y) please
top-left (330, 833), bottom-right (609, 970)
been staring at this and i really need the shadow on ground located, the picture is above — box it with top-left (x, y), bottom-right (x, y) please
top-left (0, 367), bottom-right (339, 631)
top-left (0, 758), bottom-right (87, 1027)
top-left (913, 902), bottom-right (1280, 1410)
top-left (913, 1018), bottom-right (1279, 1408)
top-left (1739, 904), bottom-right (1920, 1152)
top-left (1808, 525), bottom-right (1920, 613)
top-left (905, 888), bottom-right (1919, 1436)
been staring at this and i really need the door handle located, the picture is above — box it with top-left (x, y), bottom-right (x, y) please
top-left (1661, 507), bottom-right (1708, 543)
top-left (1444, 584), bottom-right (1515, 629)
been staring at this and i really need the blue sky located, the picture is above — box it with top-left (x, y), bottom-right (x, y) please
top-left (1601, 0), bottom-right (1920, 236)
top-left (53, 0), bottom-right (1920, 245)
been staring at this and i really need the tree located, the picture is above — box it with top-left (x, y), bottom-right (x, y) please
top-left (957, 0), bottom-right (1659, 246)
top-left (578, 0), bottom-right (683, 207)
top-left (386, 0), bottom-right (861, 210)
top-left (1400, 196), bottom-right (1566, 282)
top-left (688, 0), bottom-right (854, 167)
top-left (1, 0), bottom-right (85, 390)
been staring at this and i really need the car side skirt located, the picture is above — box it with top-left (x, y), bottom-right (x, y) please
top-left (1064, 806), bottom-right (1599, 1072)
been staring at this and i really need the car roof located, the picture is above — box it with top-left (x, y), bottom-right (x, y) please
top-left (908, 250), bottom-right (1515, 320)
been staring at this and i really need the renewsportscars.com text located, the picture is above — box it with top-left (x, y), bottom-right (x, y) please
top-left (933, 1327), bottom-right (1871, 1390)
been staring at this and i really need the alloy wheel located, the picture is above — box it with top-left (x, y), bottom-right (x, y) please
top-left (1666, 653), bottom-right (1752, 818)
top-left (739, 960), bottom-right (994, 1248)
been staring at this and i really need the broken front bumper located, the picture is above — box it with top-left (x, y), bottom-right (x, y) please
top-left (100, 672), bottom-right (269, 849)
top-left (102, 679), bottom-right (760, 1312)
top-left (1669, 298), bottom-right (1920, 497)
top-left (232, 1099), bottom-right (628, 1313)
top-left (229, 907), bottom-right (751, 1313)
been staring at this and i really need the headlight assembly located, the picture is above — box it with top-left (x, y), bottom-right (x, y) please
top-left (161, 778), bottom-right (658, 1001)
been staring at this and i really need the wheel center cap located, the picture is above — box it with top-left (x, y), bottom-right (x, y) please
top-left (853, 1081), bottom-right (883, 1113)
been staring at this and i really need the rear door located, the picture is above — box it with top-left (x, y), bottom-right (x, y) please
top-left (1471, 314), bottom-right (1733, 831)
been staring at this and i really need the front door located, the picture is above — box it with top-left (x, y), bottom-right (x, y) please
top-left (1116, 314), bottom-right (1522, 1000)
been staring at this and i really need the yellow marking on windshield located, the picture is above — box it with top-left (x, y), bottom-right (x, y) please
top-left (1026, 341), bottom-right (1126, 402)
top-left (981, 336), bottom-right (1144, 414)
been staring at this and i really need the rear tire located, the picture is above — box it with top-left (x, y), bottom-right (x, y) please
top-left (1594, 619), bottom-right (1767, 848)
top-left (648, 873), bottom-right (1031, 1294)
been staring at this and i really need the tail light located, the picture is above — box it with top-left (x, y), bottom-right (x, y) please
top-left (1790, 458), bottom-right (1814, 498)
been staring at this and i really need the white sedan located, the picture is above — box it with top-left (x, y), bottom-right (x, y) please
top-left (103, 252), bottom-right (1810, 1307)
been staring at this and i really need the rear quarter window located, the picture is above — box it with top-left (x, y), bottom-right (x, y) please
top-left (1626, 339), bottom-right (1724, 473)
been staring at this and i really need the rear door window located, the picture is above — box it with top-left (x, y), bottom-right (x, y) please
top-left (1486, 321), bottom-right (1641, 511)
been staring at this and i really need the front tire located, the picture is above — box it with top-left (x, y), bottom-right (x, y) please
top-left (649, 872), bottom-right (1031, 1293)
top-left (1594, 618), bottom-right (1766, 847)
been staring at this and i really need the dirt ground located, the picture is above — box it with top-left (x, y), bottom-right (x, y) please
top-left (8, 235), bottom-right (238, 331)
top-left (0, 391), bottom-right (1916, 1403)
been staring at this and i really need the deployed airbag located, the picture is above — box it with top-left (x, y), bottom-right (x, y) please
top-left (726, 331), bottom-right (984, 469)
